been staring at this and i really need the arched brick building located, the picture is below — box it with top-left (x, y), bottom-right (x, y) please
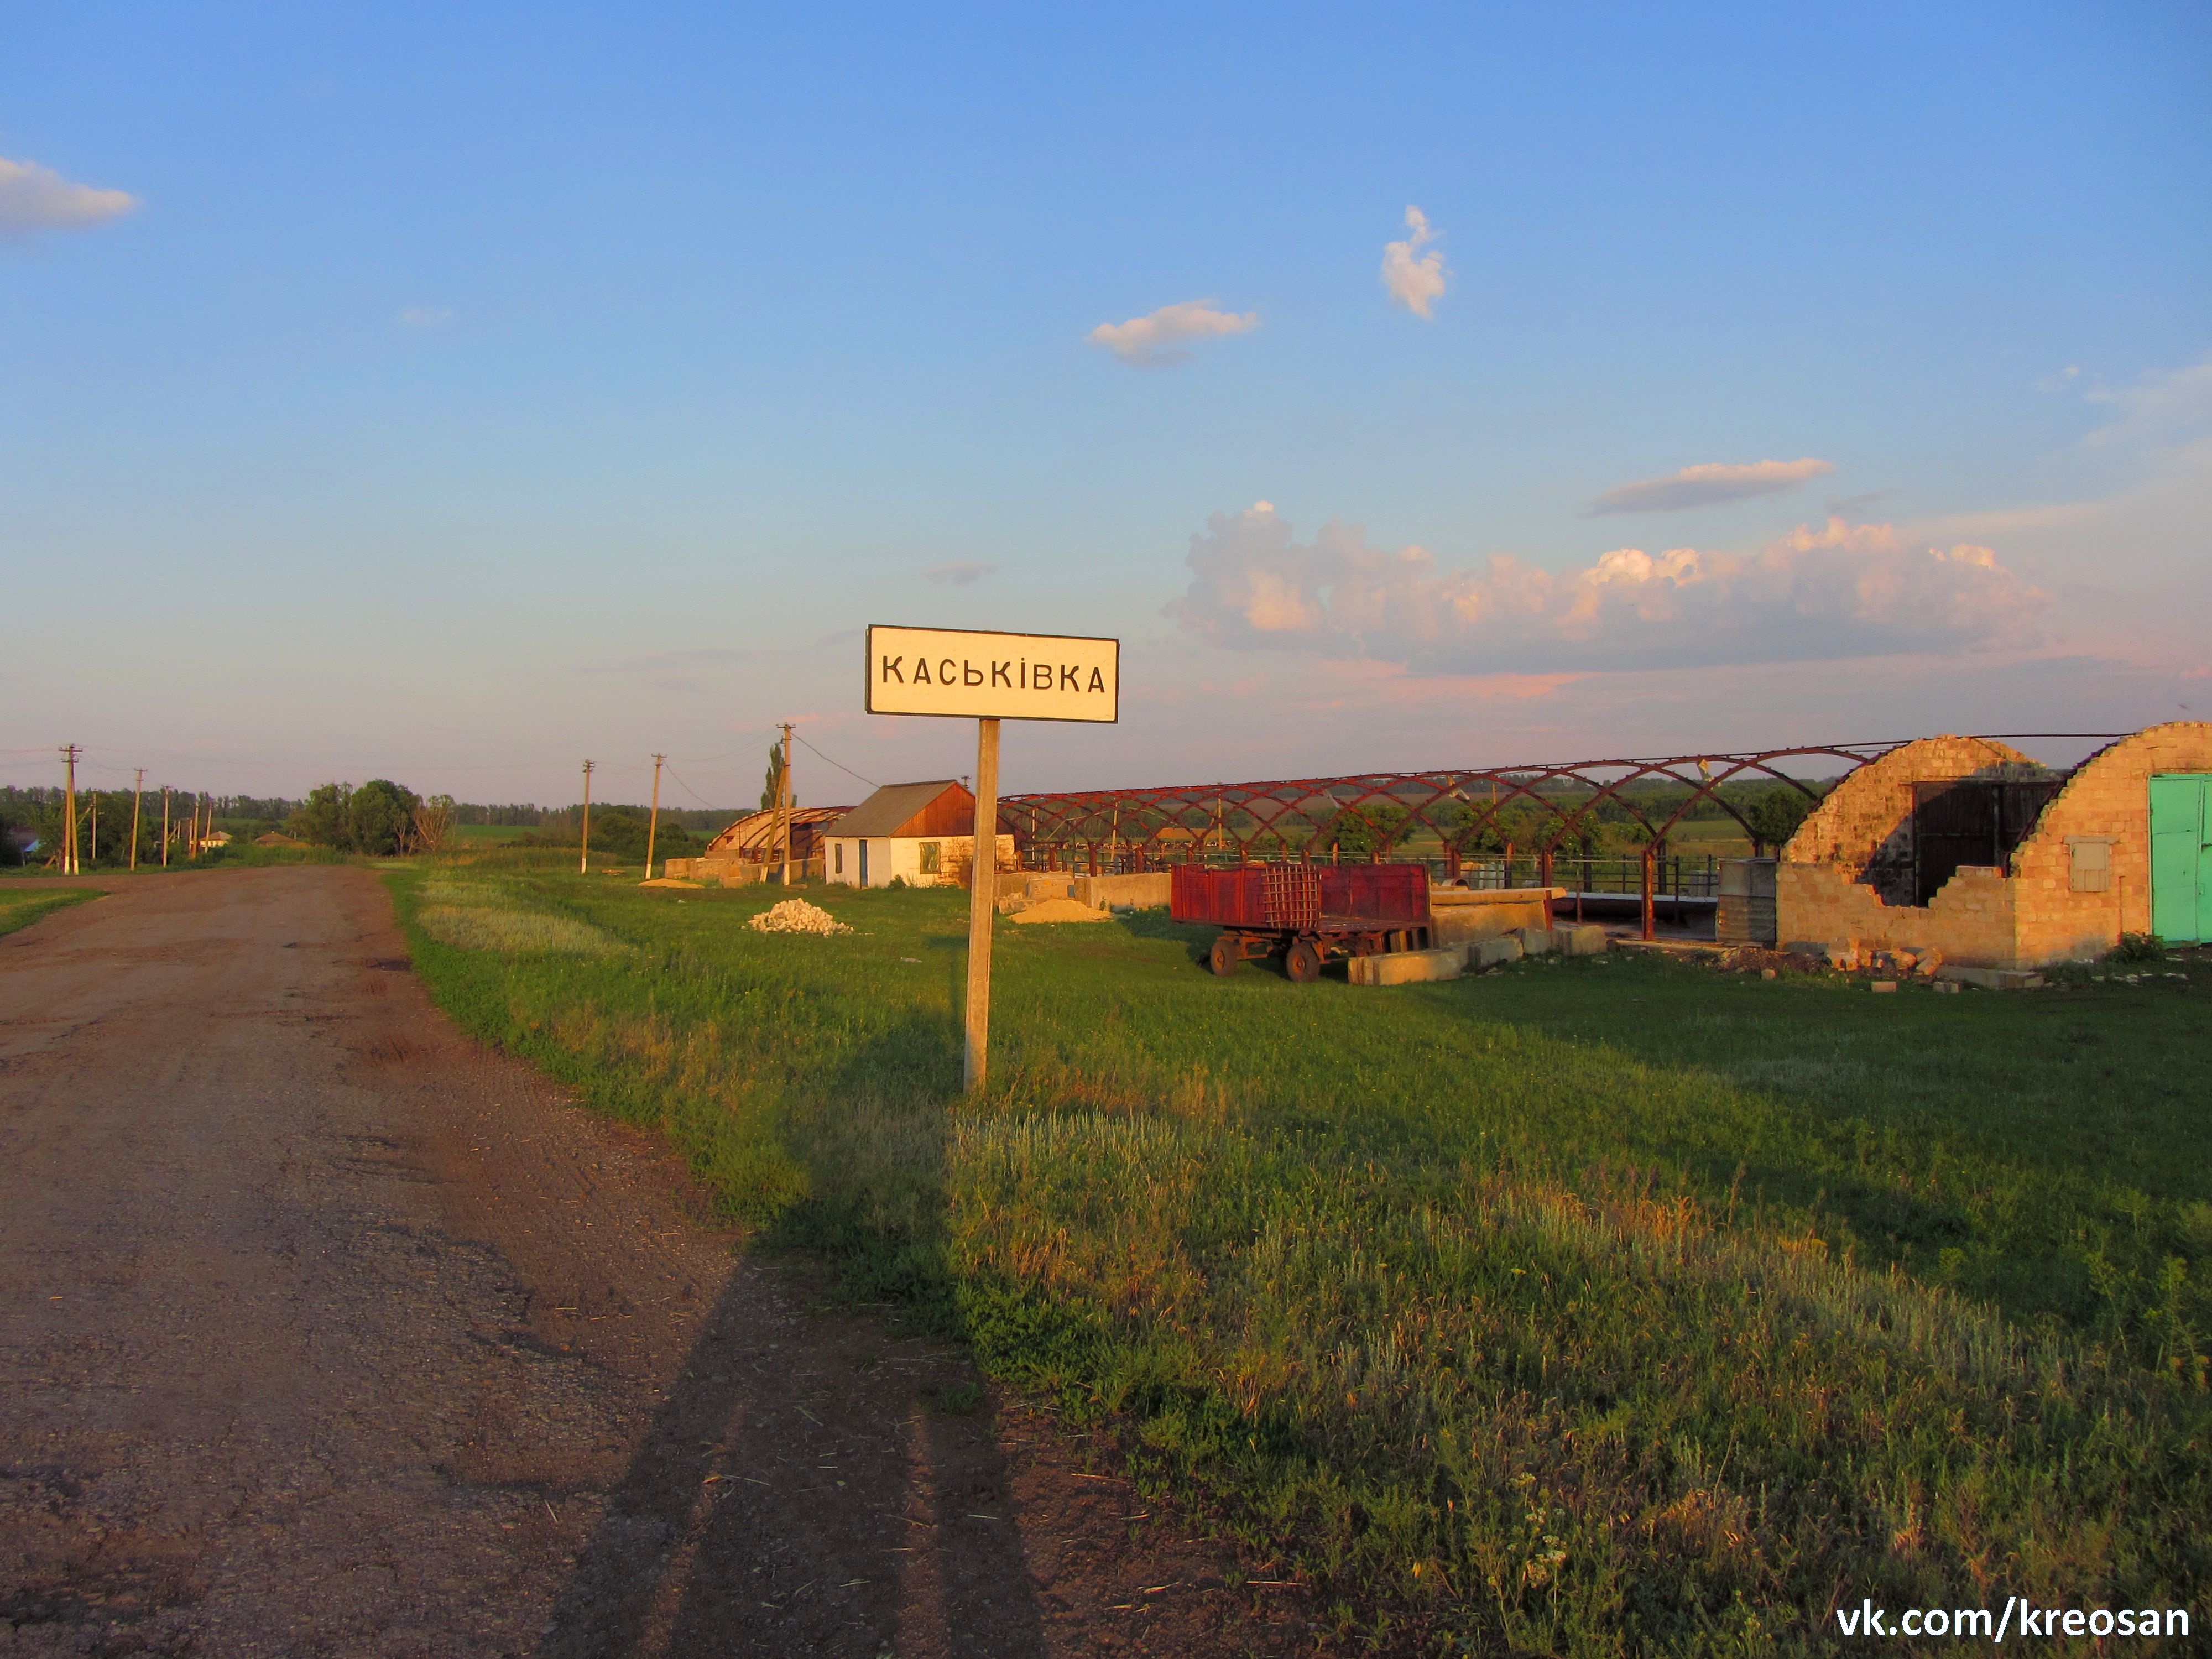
top-left (1776, 722), bottom-right (2212, 967)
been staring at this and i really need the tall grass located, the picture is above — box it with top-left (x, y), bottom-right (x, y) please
top-left (389, 869), bottom-right (2210, 1652)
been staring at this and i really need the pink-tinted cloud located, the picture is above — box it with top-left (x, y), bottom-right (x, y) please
top-left (1087, 300), bottom-right (1259, 367)
top-left (1591, 457), bottom-right (1836, 514)
top-left (0, 155), bottom-right (137, 234)
top-left (1168, 503), bottom-right (2044, 674)
top-left (1380, 206), bottom-right (1446, 318)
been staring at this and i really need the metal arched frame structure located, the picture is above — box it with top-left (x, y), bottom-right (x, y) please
top-left (998, 744), bottom-right (1903, 941)
top-left (998, 735), bottom-right (2130, 938)
top-left (1001, 744), bottom-right (1887, 863)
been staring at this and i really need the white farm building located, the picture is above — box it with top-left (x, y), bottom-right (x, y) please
top-left (822, 779), bottom-right (1015, 889)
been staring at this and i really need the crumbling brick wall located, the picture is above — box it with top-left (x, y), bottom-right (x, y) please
top-left (1777, 735), bottom-right (2032, 967)
top-left (1782, 735), bottom-right (2030, 903)
top-left (1776, 860), bottom-right (2019, 966)
top-left (1777, 723), bottom-right (2212, 967)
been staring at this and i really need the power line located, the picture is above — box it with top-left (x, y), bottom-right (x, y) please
top-left (792, 733), bottom-right (879, 791)
top-left (659, 762), bottom-right (729, 812)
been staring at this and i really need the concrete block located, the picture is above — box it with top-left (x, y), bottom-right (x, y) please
top-left (1511, 926), bottom-right (1557, 956)
top-left (1467, 935), bottom-right (1524, 969)
top-left (1074, 872), bottom-right (1173, 910)
top-left (1556, 924), bottom-right (1609, 956)
top-left (1347, 947), bottom-right (1465, 987)
top-left (1936, 965), bottom-right (2046, 990)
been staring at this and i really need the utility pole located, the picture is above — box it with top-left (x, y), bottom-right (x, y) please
top-left (60, 745), bottom-right (80, 874)
top-left (644, 753), bottom-right (665, 881)
top-left (778, 723), bottom-right (795, 887)
top-left (130, 769), bottom-right (144, 872)
top-left (88, 795), bottom-right (98, 869)
top-left (580, 760), bottom-right (594, 875)
top-left (161, 786), bottom-right (171, 868)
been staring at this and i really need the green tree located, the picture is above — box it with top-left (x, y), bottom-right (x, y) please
top-left (288, 783), bottom-right (352, 847)
top-left (347, 780), bottom-right (420, 857)
top-left (586, 807), bottom-right (702, 862)
top-left (1745, 785), bottom-right (1818, 853)
top-left (1331, 803), bottom-right (1411, 858)
top-left (760, 743), bottom-right (786, 812)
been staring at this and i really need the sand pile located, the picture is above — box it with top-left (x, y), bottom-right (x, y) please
top-left (749, 899), bottom-right (853, 935)
top-left (1008, 897), bottom-right (1110, 924)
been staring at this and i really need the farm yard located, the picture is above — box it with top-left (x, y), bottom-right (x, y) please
top-left (393, 858), bottom-right (2212, 1655)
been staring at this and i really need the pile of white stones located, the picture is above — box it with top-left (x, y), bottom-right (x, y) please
top-left (748, 898), bottom-right (853, 936)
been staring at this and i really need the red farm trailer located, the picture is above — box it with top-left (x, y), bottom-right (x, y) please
top-left (1171, 863), bottom-right (1433, 982)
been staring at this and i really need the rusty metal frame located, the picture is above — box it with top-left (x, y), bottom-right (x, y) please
top-left (998, 744), bottom-right (1888, 872)
top-left (995, 734), bottom-right (2128, 941)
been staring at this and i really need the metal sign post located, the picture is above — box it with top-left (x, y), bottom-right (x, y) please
top-left (864, 624), bottom-right (1120, 1092)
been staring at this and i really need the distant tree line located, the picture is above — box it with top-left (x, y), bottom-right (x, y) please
top-left (452, 801), bottom-right (741, 832)
top-left (285, 781), bottom-right (458, 857)
top-left (0, 784), bottom-right (260, 868)
top-left (502, 806), bottom-right (708, 860)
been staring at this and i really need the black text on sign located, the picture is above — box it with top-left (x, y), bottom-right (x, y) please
top-left (865, 625), bottom-right (1119, 723)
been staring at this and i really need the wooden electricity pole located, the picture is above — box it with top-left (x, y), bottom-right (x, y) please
top-left (60, 745), bottom-right (80, 874)
top-left (130, 769), bottom-right (144, 872)
top-left (88, 795), bottom-right (98, 868)
top-left (580, 760), bottom-right (595, 875)
top-left (644, 753), bottom-right (665, 881)
top-left (161, 786), bottom-right (171, 868)
top-left (778, 723), bottom-right (795, 886)
top-left (963, 717), bottom-right (1001, 1093)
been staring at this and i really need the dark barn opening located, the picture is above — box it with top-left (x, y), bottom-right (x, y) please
top-left (1910, 778), bottom-right (2065, 905)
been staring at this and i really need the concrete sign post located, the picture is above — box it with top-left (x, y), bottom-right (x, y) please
top-left (865, 624), bottom-right (1119, 1092)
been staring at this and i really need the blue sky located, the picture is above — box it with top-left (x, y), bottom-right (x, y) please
top-left (6, 3), bottom-right (2208, 808)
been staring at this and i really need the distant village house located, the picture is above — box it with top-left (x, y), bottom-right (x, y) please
top-left (822, 780), bottom-right (1016, 889)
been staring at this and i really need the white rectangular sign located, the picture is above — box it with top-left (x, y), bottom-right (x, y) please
top-left (865, 625), bottom-right (1119, 723)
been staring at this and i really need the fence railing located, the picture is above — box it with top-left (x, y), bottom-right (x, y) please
top-left (1015, 844), bottom-right (1724, 899)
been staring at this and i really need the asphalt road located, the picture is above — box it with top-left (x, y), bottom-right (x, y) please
top-left (0, 869), bottom-right (1308, 1658)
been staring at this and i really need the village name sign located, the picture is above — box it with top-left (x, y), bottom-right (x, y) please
top-left (864, 623), bottom-right (1120, 1093)
top-left (864, 624), bottom-right (1118, 723)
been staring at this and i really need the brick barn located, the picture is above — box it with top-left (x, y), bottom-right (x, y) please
top-left (1775, 722), bottom-right (2212, 968)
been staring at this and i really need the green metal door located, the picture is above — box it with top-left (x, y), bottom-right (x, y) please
top-left (2148, 774), bottom-right (2212, 943)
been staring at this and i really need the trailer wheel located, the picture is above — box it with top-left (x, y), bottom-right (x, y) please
top-left (1285, 938), bottom-right (1322, 983)
top-left (1208, 933), bottom-right (1240, 977)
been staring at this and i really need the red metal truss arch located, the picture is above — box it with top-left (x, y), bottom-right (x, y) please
top-left (997, 743), bottom-right (1908, 871)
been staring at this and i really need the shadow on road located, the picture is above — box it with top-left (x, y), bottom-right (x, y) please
top-left (536, 1260), bottom-right (1047, 1659)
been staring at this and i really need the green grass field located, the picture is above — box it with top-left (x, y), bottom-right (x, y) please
top-left (0, 886), bottom-right (102, 935)
top-left (389, 867), bottom-right (2210, 1654)
top-left (446, 822), bottom-right (536, 846)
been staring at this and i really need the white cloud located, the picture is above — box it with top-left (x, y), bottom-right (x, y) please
top-left (1380, 206), bottom-right (1446, 319)
top-left (398, 306), bottom-right (454, 329)
top-left (1168, 502), bottom-right (2043, 674)
top-left (1087, 300), bottom-right (1259, 367)
top-left (922, 561), bottom-right (996, 585)
top-left (1591, 457), bottom-right (1837, 515)
top-left (0, 156), bottom-right (138, 234)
